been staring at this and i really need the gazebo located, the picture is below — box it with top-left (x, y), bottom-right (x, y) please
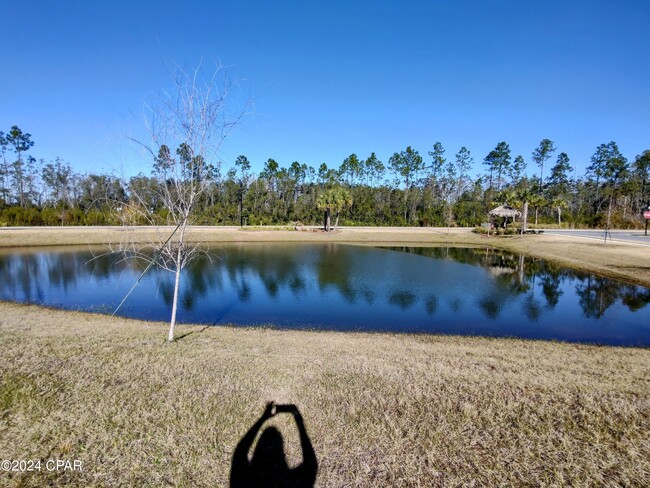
top-left (489, 204), bottom-right (521, 229)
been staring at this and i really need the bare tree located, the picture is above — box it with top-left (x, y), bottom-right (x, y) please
top-left (116, 63), bottom-right (250, 341)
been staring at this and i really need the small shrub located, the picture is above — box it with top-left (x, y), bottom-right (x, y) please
top-left (40, 207), bottom-right (61, 226)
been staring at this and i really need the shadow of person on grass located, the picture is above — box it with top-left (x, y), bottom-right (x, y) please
top-left (230, 402), bottom-right (318, 488)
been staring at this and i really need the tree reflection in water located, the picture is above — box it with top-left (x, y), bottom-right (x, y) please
top-left (575, 276), bottom-right (621, 319)
top-left (0, 244), bottom-right (648, 345)
top-left (425, 295), bottom-right (438, 315)
top-left (389, 291), bottom-right (417, 311)
top-left (386, 246), bottom-right (650, 320)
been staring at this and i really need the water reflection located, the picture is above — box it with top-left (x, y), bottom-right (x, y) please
top-left (426, 295), bottom-right (438, 315)
top-left (0, 244), bottom-right (648, 346)
top-left (386, 246), bottom-right (650, 319)
top-left (389, 291), bottom-right (417, 311)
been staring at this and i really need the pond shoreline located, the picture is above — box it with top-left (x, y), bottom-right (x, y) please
top-left (1, 226), bottom-right (649, 287)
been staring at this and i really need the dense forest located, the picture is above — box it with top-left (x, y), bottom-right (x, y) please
top-left (1, 125), bottom-right (649, 229)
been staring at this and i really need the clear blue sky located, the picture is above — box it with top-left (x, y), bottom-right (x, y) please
top-left (1, 0), bottom-right (649, 179)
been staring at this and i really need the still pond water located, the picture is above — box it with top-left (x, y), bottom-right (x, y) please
top-left (1, 244), bottom-right (648, 346)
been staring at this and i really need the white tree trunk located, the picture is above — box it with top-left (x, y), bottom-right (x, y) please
top-left (168, 247), bottom-right (182, 342)
top-left (168, 222), bottom-right (186, 342)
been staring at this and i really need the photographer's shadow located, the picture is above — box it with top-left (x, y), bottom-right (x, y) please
top-left (230, 402), bottom-right (318, 488)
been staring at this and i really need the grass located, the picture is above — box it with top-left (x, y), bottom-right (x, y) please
top-left (1, 302), bottom-right (649, 487)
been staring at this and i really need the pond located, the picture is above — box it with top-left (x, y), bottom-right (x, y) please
top-left (0, 243), bottom-right (648, 346)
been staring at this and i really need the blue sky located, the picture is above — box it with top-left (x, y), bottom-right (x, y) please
top-left (1, 0), bottom-right (649, 179)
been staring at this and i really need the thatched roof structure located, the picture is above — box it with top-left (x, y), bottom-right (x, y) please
top-left (487, 265), bottom-right (516, 277)
top-left (489, 205), bottom-right (521, 218)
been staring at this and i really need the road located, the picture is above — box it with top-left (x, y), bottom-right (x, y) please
top-left (543, 229), bottom-right (650, 246)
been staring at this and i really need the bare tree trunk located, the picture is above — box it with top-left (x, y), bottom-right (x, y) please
top-left (0, 158), bottom-right (7, 203)
top-left (607, 196), bottom-right (613, 228)
top-left (168, 252), bottom-right (182, 342)
top-left (15, 160), bottom-right (25, 208)
top-left (168, 223), bottom-right (186, 342)
top-left (334, 212), bottom-right (340, 230)
top-left (521, 201), bottom-right (529, 234)
top-left (239, 188), bottom-right (244, 227)
top-left (557, 207), bottom-right (561, 226)
top-left (323, 209), bottom-right (330, 231)
top-left (535, 206), bottom-right (539, 225)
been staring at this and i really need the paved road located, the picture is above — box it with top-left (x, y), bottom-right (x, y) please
top-left (543, 229), bottom-right (650, 246)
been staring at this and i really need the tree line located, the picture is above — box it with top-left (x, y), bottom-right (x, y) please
top-left (1, 125), bottom-right (649, 229)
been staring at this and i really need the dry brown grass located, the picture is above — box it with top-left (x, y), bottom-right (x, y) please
top-left (1, 225), bottom-right (650, 286)
top-left (482, 234), bottom-right (650, 288)
top-left (0, 225), bottom-right (477, 247)
top-left (1, 302), bottom-right (648, 487)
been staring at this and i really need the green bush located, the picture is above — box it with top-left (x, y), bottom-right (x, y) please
top-left (473, 226), bottom-right (520, 236)
top-left (40, 207), bottom-right (61, 226)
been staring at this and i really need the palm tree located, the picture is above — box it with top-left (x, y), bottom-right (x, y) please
top-left (551, 197), bottom-right (568, 226)
top-left (316, 187), bottom-right (353, 231)
top-left (528, 193), bottom-right (546, 226)
top-left (515, 186), bottom-right (534, 234)
top-left (332, 187), bottom-right (353, 230)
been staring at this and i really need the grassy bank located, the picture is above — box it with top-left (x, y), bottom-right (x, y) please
top-left (0, 303), bottom-right (648, 487)
top-left (1, 226), bottom-right (650, 286)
